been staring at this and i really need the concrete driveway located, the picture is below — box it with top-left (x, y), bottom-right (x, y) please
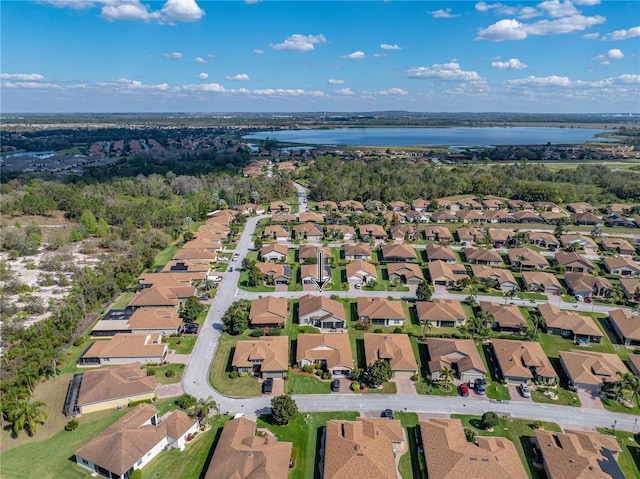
top-left (392, 378), bottom-right (417, 395)
top-left (508, 384), bottom-right (532, 402)
top-left (576, 388), bottom-right (605, 410)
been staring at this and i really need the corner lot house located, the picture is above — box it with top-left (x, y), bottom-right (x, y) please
top-left (387, 263), bottom-right (424, 284)
top-left (75, 404), bottom-right (198, 479)
top-left (205, 416), bottom-right (292, 479)
top-left (602, 256), bottom-right (640, 277)
top-left (416, 299), bottom-right (466, 328)
top-left (298, 294), bottom-right (346, 329)
top-left (426, 338), bottom-right (486, 382)
top-left (91, 307), bottom-right (182, 337)
top-left (296, 333), bottom-right (354, 377)
top-left (480, 302), bottom-right (528, 334)
top-left (421, 418), bottom-right (528, 479)
top-left (608, 309), bottom-right (640, 348)
top-left (323, 418), bottom-right (405, 479)
top-left (492, 339), bottom-right (556, 385)
top-left (232, 336), bottom-right (289, 379)
top-left (79, 333), bottom-right (168, 366)
top-left (356, 297), bottom-right (405, 327)
top-left (538, 303), bottom-right (602, 344)
top-left (249, 296), bottom-right (288, 329)
top-left (363, 333), bottom-right (418, 378)
top-left (256, 262), bottom-right (291, 285)
top-left (535, 429), bottom-right (624, 479)
top-left (559, 350), bottom-right (627, 393)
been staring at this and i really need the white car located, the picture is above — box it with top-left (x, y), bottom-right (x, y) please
top-left (519, 384), bottom-right (531, 398)
top-left (232, 254), bottom-right (239, 261)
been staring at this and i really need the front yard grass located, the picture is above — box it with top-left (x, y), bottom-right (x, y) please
top-left (601, 396), bottom-right (640, 416)
top-left (365, 381), bottom-right (397, 394)
top-left (396, 412), bottom-right (428, 479)
top-left (286, 371), bottom-right (331, 394)
top-left (146, 363), bottom-right (185, 385)
top-left (531, 385), bottom-right (580, 407)
top-left (208, 332), bottom-right (262, 397)
top-left (164, 334), bottom-right (196, 354)
top-left (596, 428), bottom-right (640, 479)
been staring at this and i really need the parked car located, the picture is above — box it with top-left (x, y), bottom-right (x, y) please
top-left (232, 254), bottom-right (239, 261)
top-left (474, 378), bottom-right (486, 395)
top-left (183, 323), bottom-right (198, 334)
top-left (263, 378), bottom-right (273, 394)
top-left (354, 283), bottom-right (362, 289)
top-left (331, 379), bottom-right (340, 392)
top-left (584, 296), bottom-right (592, 304)
top-left (381, 409), bottom-right (394, 419)
top-left (459, 383), bottom-right (470, 397)
top-left (519, 383), bottom-right (531, 398)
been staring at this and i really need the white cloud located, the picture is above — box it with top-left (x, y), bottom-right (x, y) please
top-left (269, 34), bottom-right (327, 52)
top-left (111, 78), bottom-right (170, 90)
top-left (225, 73), bottom-right (250, 81)
top-left (377, 88), bottom-right (408, 95)
top-left (0, 73), bottom-right (47, 81)
top-left (198, 72), bottom-right (209, 80)
top-left (42, 0), bottom-right (204, 23)
top-left (334, 88), bottom-right (353, 95)
top-left (373, 53), bottom-right (389, 58)
top-left (491, 58), bottom-right (528, 70)
top-left (476, 19), bottom-right (529, 41)
top-left (251, 88), bottom-right (325, 97)
top-left (603, 26), bottom-right (640, 41)
top-left (194, 54), bottom-right (215, 63)
top-left (505, 75), bottom-right (572, 87)
top-left (407, 61), bottom-right (483, 81)
top-left (616, 74), bottom-right (640, 84)
top-left (2, 81), bottom-right (61, 89)
top-left (431, 8), bottom-right (459, 19)
top-left (161, 0), bottom-right (205, 23)
top-left (179, 83), bottom-right (227, 92)
top-left (341, 51), bottom-right (366, 59)
top-left (595, 48), bottom-right (624, 64)
top-left (476, 14), bottom-right (605, 41)
top-left (582, 32), bottom-right (600, 39)
top-left (38, 0), bottom-right (96, 8)
top-left (380, 43), bottom-right (402, 50)
top-left (163, 52), bottom-right (183, 59)
top-left (101, 1), bottom-right (161, 22)
top-left (574, 0), bottom-right (600, 5)
top-left (327, 79), bottom-right (345, 85)
top-left (253, 49), bottom-right (265, 54)
top-left (537, 0), bottom-right (579, 18)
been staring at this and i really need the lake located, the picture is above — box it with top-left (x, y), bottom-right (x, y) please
top-left (243, 127), bottom-right (614, 147)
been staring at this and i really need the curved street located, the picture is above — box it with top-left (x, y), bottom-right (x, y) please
top-left (182, 183), bottom-right (639, 432)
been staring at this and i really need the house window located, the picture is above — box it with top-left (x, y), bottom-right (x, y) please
top-left (81, 458), bottom-right (89, 465)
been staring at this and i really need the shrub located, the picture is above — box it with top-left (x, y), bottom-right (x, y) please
top-left (464, 427), bottom-right (477, 443)
top-left (481, 411), bottom-right (499, 430)
top-left (373, 328), bottom-right (383, 333)
top-left (303, 365), bottom-right (315, 374)
top-left (393, 327), bottom-right (403, 334)
top-left (175, 393), bottom-right (197, 410)
top-left (250, 330), bottom-right (264, 337)
top-left (65, 419), bottom-right (79, 431)
top-left (129, 399), bottom-right (152, 407)
top-left (129, 470), bottom-right (142, 479)
top-left (146, 369), bottom-right (156, 376)
top-left (165, 369), bottom-right (176, 378)
top-left (73, 337), bottom-right (85, 347)
top-left (266, 329), bottom-right (281, 336)
top-left (412, 373), bottom-right (420, 382)
top-left (352, 383), bottom-right (360, 392)
top-left (229, 371), bottom-right (238, 379)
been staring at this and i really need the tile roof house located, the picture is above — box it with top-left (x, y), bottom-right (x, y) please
top-left (423, 225), bottom-right (453, 243)
top-left (470, 265), bottom-right (517, 292)
top-left (75, 404), bottom-right (198, 479)
top-left (507, 247), bottom-right (549, 269)
top-left (608, 309), bottom-right (640, 348)
top-left (79, 333), bottom-right (168, 366)
top-left (263, 225), bottom-right (290, 242)
top-left (430, 210), bottom-right (458, 223)
top-left (162, 258), bottom-right (213, 274)
top-left (455, 227), bottom-right (484, 247)
top-left (205, 416), bottom-right (292, 479)
top-left (483, 209), bottom-right (516, 223)
top-left (380, 243), bottom-right (418, 262)
top-left (326, 224), bottom-right (356, 242)
top-left (232, 336), bottom-right (289, 379)
top-left (559, 234), bottom-right (598, 252)
top-left (428, 261), bottom-right (469, 288)
top-left (529, 232), bottom-right (560, 251)
top-left (628, 353), bottom-right (640, 377)
top-left (533, 201), bottom-right (561, 213)
top-left (534, 429), bottom-right (624, 479)
top-left (358, 223), bottom-right (387, 241)
top-left (344, 243), bottom-right (372, 261)
top-left (387, 263), bottom-right (424, 284)
top-left (508, 199), bottom-right (534, 211)
top-left (563, 272), bottom-right (612, 298)
top-left (91, 307), bottom-right (182, 337)
top-left (298, 294), bottom-right (347, 329)
top-left (492, 339), bottom-right (557, 384)
top-left (249, 296), bottom-right (289, 329)
top-left (260, 243), bottom-right (288, 262)
top-left (346, 260), bottom-right (378, 284)
top-left (425, 244), bottom-right (457, 263)
top-left (426, 338), bottom-right (486, 382)
top-left (464, 247), bottom-right (503, 266)
top-left (412, 198), bottom-right (429, 212)
top-left (521, 271), bottom-right (562, 295)
top-left (559, 350), bottom-right (628, 393)
top-left (417, 299), bottom-right (467, 328)
top-left (269, 200), bottom-right (290, 213)
top-left (255, 262), bottom-right (291, 285)
top-left (66, 363), bottom-right (156, 417)
top-left (356, 297), bottom-right (405, 327)
top-left (298, 244), bottom-right (331, 262)
top-left (540, 211), bottom-right (567, 224)
top-left (620, 277), bottom-right (640, 300)
top-left (317, 200), bottom-right (339, 212)
top-left (514, 210), bottom-right (543, 223)
top-left (300, 263), bottom-right (331, 287)
top-left (456, 209), bottom-right (486, 224)
top-left (298, 211), bottom-right (324, 223)
top-left (574, 212), bottom-right (603, 226)
top-left (601, 237), bottom-right (636, 256)
top-left (340, 200), bottom-right (364, 212)
top-left (390, 224), bottom-right (417, 242)
top-left (602, 256), bottom-right (640, 277)
top-left (554, 252), bottom-right (595, 273)
top-left (487, 228), bottom-right (512, 248)
top-left (480, 302), bottom-right (528, 334)
top-left (566, 202), bottom-right (595, 214)
top-left (136, 271), bottom-right (203, 291)
top-left (538, 303), bottom-right (603, 344)
top-left (363, 333), bottom-right (418, 378)
top-left (296, 333), bottom-right (354, 377)
top-left (323, 418), bottom-right (405, 479)
top-left (127, 286), bottom-right (193, 309)
top-left (482, 198), bottom-right (504, 210)
top-left (603, 214), bottom-right (637, 228)
top-left (294, 222), bottom-right (324, 242)
top-left (421, 418), bottom-right (528, 479)
top-left (405, 210), bottom-right (430, 223)
top-left (389, 200), bottom-right (408, 211)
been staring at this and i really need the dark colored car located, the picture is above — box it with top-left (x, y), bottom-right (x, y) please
top-left (331, 379), bottom-right (340, 392)
top-left (263, 378), bottom-right (273, 394)
top-left (475, 378), bottom-right (486, 395)
top-left (459, 383), bottom-right (470, 397)
top-left (183, 323), bottom-right (198, 334)
top-left (382, 409), bottom-right (394, 419)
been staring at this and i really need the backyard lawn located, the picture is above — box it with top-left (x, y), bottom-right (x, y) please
top-left (152, 244), bottom-right (179, 268)
top-left (396, 412), bottom-right (428, 479)
top-left (208, 332), bottom-right (263, 397)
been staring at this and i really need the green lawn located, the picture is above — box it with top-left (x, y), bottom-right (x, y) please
top-left (152, 244), bottom-right (179, 268)
top-left (596, 428), bottom-right (640, 479)
top-left (395, 412), bottom-right (428, 479)
top-left (238, 267), bottom-right (276, 292)
top-left (365, 381), bottom-right (397, 394)
top-left (286, 371), bottom-right (331, 394)
top-left (478, 343), bottom-right (511, 400)
top-left (163, 335), bottom-right (197, 354)
top-left (257, 411), bottom-right (360, 479)
top-left (208, 332), bottom-right (263, 397)
top-left (110, 291), bottom-right (136, 310)
top-left (146, 363), bottom-right (185, 385)
top-left (602, 397), bottom-right (640, 416)
top-left (531, 386), bottom-right (580, 407)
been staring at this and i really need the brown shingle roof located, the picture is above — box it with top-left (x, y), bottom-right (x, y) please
top-left (521, 271), bottom-right (561, 290)
top-left (299, 244), bottom-right (331, 261)
top-left (470, 265), bottom-right (517, 287)
top-left (346, 260), bottom-right (378, 281)
top-left (296, 333), bottom-right (353, 370)
top-left (507, 248), bottom-right (548, 268)
top-left (609, 309), bottom-right (640, 341)
top-left (298, 294), bottom-right (346, 322)
top-left (77, 363), bottom-right (156, 407)
top-left (363, 333), bottom-right (417, 371)
top-left (82, 333), bottom-right (167, 361)
top-left (426, 244), bottom-right (457, 262)
top-left (387, 262), bottom-right (424, 281)
top-left (232, 336), bottom-right (289, 372)
top-left (416, 299), bottom-right (466, 324)
top-left (464, 247), bottom-right (503, 264)
top-left (480, 302), bottom-right (528, 331)
top-left (426, 338), bottom-right (486, 377)
top-left (357, 297), bottom-right (405, 321)
top-left (492, 339), bottom-right (556, 380)
top-left (344, 243), bottom-right (372, 257)
top-left (249, 296), bottom-right (288, 326)
top-left (126, 307), bottom-right (182, 331)
top-left (428, 261), bottom-right (468, 283)
top-left (128, 286), bottom-right (194, 308)
top-left (560, 350), bottom-right (628, 387)
top-left (563, 273), bottom-right (612, 297)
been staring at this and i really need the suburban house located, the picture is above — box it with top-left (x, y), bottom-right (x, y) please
top-left (601, 237), bottom-right (636, 256)
top-left (340, 200), bottom-right (364, 212)
top-left (425, 244), bottom-right (457, 263)
top-left (205, 416), bottom-right (292, 479)
top-left (508, 199), bottom-right (534, 211)
top-left (423, 225), bottom-right (453, 243)
top-left (323, 418), bottom-right (405, 479)
top-left (521, 271), bottom-right (562, 295)
top-left (455, 227), bottom-right (484, 247)
top-left (363, 333), bottom-right (418, 378)
top-left (296, 333), bottom-right (354, 377)
top-left (574, 212), bottom-right (603, 226)
top-left (514, 210), bottom-right (543, 223)
top-left (358, 224), bottom-right (387, 241)
top-left (507, 248), bottom-right (549, 269)
top-left (299, 211), bottom-right (324, 223)
top-left (470, 265), bottom-right (517, 292)
top-left (171, 247), bottom-right (218, 262)
top-left (298, 245), bottom-right (331, 262)
top-left (416, 299), bottom-right (466, 328)
top-left (604, 214), bottom-right (637, 228)
top-left (457, 198), bottom-right (483, 210)
top-left (488, 228), bottom-right (512, 248)
top-left (135, 271), bottom-right (201, 293)
top-left (380, 243), bottom-right (418, 262)
top-left (538, 303), bottom-right (603, 344)
top-left (602, 256), bottom-right (640, 277)
top-left (479, 302), bottom-right (528, 334)
top-left (389, 200), bottom-right (408, 211)
top-left (608, 309), bottom-right (640, 348)
top-left (91, 307), bottom-right (182, 337)
top-left (79, 333), bottom-right (168, 366)
top-left (620, 277), bottom-right (640, 300)
top-left (255, 262), bottom-right (291, 285)
top-left (326, 224), bottom-right (356, 242)
top-left (426, 338), bottom-right (486, 382)
top-left (540, 211), bottom-right (567, 224)
top-left (127, 286), bottom-right (193, 309)
top-left (344, 243), bottom-right (372, 261)
top-left (294, 222), bottom-right (323, 242)
top-left (162, 258), bottom-right (213, 274)
top-left (535, 429), bottom-right (624, 479)
top-left (628, 354), bottom-right (640, 377)
top-left (484, 209), bottom-right (516, 223)
top-left (405, 210), bottom-right (430, 223)
top-left (464, 247), bottom-right (503, 266)
top-left (298, 294), bottom-right (347, 329)
top-left (533, 201), bottom-right (561, 213)
top-left (456, 209), bottom-right (486, 223)
top-left (428, 261), bottom-right (468, 287)
top-left (559, 235), bottom-right (598, 253)
top-left (412, 198), bottom-right (429, 212)
top-left (492, 339), bottom-right (557, 384)
top-left (559, 350), bottom-right (627, 393)
top-left (566, 202), bottom-right (595, 214)
top-left (387, 263), bottom-right (424, 284)
top-left (390, 224), bottom-right (417, 242)
top-left (300, 263), bottom-right (331, 287)
top-left (529, 232), bottom-right (560, 251)
top-left (317, 200), bottom-right (339, 212)
top-left (249, 296), bottom-right (288, 329)
top-left (482, 198), bottom-right (503, 210)
top-left (356, 297), bottom-right (405, 327)
top-left (430, 210), bottom-right (457, 223)
top-left (64, 363), bottom-right (156, 417)
top-left (263, 225), bottom-right (290, 242)
top-left (563, 272), bottom-right (612, 298)
top-left (234, 203), bottom-right (265, 215)
top-left (346, 260), bottom-right (378, 285)
top-left (269, 200), bottom-right (290, 213)
top-left (231, 336), bottom-right (289, 379)
top-left (554, 252), bottom-right (595, 273)
top-left (421, 418), bottom-right (528, 479)
top-left (261, 243), bottom-right (288, 262)
top-left (75, 404), bottom-right (198, 479)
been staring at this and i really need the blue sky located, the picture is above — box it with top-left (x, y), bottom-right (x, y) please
top-left (1, 0), bottom-right (639, 113)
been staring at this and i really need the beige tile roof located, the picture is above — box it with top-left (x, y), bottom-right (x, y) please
top-left (232, 336), bottom-right (289, 372)
top-left (535, 429), bottom-right (622, 479)
top-left (620, 277), bottom-right (640, 298)
top-left (162, 259), bottom-right (212, 273)
top-left (318, 200), bottom-right (339, 210)
top-left (77, 363), bottom-right (156, 407)
top-left (294, 222), bottom-right (323, 236)
top-left (428, 261), bottom-right (468, 283)
top-left (205, 417), bottom-right (292, 479)
top-left (340, 200), bottom-right (364, 210)
top-left (172, 247), bottom-right (219, 261)
top-left (249, 296), bottom-right (288, 326)
top-left (558, 235), bottom-right (597, 250)
top-left (480, 302), bottom-right (528, 331)
top-left (492, 339), bottom-right (556, 380)
top-left (82, 333), bottom-right (167, 361)
top-left (603, 256), bottom-right (640, 273)
top-left (137, 272), bottom-right (204, 288)
top-left (529, 232), bottom-right (559, 246)
top-left (327, 224), bottom-right (355, 236)
top-left (488, 228), bottom-right (512, 242)
top-left (470, 265), bottom-right (517, 286)
top-left (128, 286), bottom-right (192, 308)
top-left (344, 243), bottom-right (372, 257)
top-left (426, 338), bottom-right (486, 377)
top-left (423, 225), bottom-right (454, 241)
top-left (387, 262), bottom-right (424, 281)
top-left (261, 243), bottom-right (288, 257)
top-left (560, 350), bottom-right (628, 387)
top-left (608, 309), bottom-right (640, 341)
top-left (126, 307), bottom-right (182, 331)
top-left (298, 212), bottom-right (324, 223)
top-left (421, 418), bottom-right (528, 479)
top-left (182, 236), bottom-right (223, 251)
top-left (300, 263), bottom-right (330, 281)
top-left (425, 244), bottom-right (457, 262)
top-left (324, 418), bottom-right (403, 479)
top-left (563, 273), bottom-right (612, 296)
top-left (298, 294), bottom-right (346, 322)
top-left (264, 225), bottom-right (290, 238)
top-left (507, 248), bottom-right (548, 268)
top-left (464, 247), bottom-right (503, 264)
top-left (75, 405), bottom-right (197, 477)
top-left (358, 223), bottom-right (387, 237)
top-left (346, 260), bottom-right (378, 281)
top-left (390, 225), bottom-right (415, 239)
top-left (521, 271), bottom-right (561, 290)
top-left (357, 297), bottom-right (405, 321)
top-left (256, 262), bottom-right (290, 280)
top-left (416, 299), bottom-right (466, 323)
top-left (431, 210), bottom-right (457, 221)
top-left (299, 244), bottom-right (331, 260)
top-left (601, 237), bottom-right (635, 253)
top-left (296, 333), bottom-right (354, 370)
top-left (363, 333), bottom-right (418, 371)
top-left (455, 227), bottom-right (484, 243)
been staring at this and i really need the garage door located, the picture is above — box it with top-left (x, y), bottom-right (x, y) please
top-left (393, 370), bottom-right (415, 379)
top-left (263, 371), bottom-right (284, 380)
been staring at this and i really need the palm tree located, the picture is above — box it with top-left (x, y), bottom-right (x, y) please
top-left (619, 373), bottom-right (640, 404)
top-left (517, 254), bottom-right (528, 273)
top-left (465, 314), bottom-right (491, 341)
top-left (16, 364), bottom-right (40, 394)
top-left (441, 367), bottom-right (455, 392)
top-left (6, 398), bottom-right (48, 437)
top-left (194, 396), bottom-right (219, 423)
top-left (421, 319), bottom-right (433, 339)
